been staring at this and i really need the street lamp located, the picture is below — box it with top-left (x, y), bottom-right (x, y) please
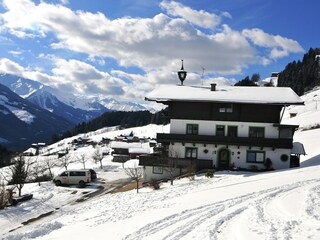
top-left (178, 59), bottom-right (187, 85)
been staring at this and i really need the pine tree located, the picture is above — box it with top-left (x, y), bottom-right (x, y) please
top-left (10, 155), bottom-right (29, 196)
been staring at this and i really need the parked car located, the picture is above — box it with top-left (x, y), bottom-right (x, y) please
top-left (89, 169), bottom-right (97, 180)
top-left (53, 169), bottom-right (91, 187)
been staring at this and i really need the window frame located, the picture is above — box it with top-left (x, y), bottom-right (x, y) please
top-left (185, 147), bottom-right (198, 159)
top-left (219, 104), bottom-right (233, 113)
top-left (186, 124), bottom-right (199, 135)
top-left (153, 166), bottom-right (164, 174)
top-left (216, 125), bottom-right (225, 136)
top-left (249, 126), bottom-right (265, 138)
top-left (227, 126), bottom-right (238, 137)
top-left (246, 151), bottom-right (265, 164)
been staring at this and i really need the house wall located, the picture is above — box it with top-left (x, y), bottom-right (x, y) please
top-left (170, 119), bottom-right (279, 138)
top-left (143, 166), bottom-right (181, 182)
top-left (168, 143), bottom-right (291, 170)
top-left (169, 102), bottom-right (282, 123)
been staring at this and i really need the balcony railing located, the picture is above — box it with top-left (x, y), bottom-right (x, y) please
top-left (156, 133), bottom-right (293, 148)
top-left (139, 155), bottom-right (212, 169)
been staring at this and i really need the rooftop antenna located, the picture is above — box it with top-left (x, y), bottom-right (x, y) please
top-left (200, 65), bottom-right (205, 85)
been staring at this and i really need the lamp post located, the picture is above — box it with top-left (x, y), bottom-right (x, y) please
top-left (178, 59), bottom-right (187, 85)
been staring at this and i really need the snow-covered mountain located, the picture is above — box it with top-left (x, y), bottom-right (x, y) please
top-left (99, 97), bottom-right (151, 112)
top-left (0, 73), bottom-right (42, 98)
top-left (0, 83), bottom-right (73, 149)
top-left (27, 86), bottom-right (108, 124)
top-left (0, 74), bottom-right (154, 123)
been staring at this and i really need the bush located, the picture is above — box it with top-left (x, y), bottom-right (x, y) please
top-left (205, 169), bottom-right (214, 178)
top-left (0, 183), bottom-right (13, 210)
top-left (149, 179), bottom-right (160, 190)
top-left (188, 173), bottom-right (195, 181)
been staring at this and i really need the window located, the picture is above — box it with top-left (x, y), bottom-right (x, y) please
top-left (216, 125), bottom-right (225, 136)
top-left (249, 127), bottom-right (265, 138)
top-left (70, 171), bottom-right (85, 176)
top-left (227, 126), bottom-right (238, 137)
top-left (247, 151), bottom-right (265, 163)
top-left (153, 166), bottom-right (163, 174)
top-left (186, 124), bottom-right (198, 135)
top-left (219, 104), bottom-right (233, 113)
top-left (185, 147), bottom-right (197, 159)
top-left (60, 172), bottom-right (68, 177)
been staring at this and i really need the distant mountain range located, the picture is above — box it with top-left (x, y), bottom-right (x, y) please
top-left (0, 74), bottom-right (152, 124)
top-left (0, 74), bottom-right (153, 149)
top-left (0, 83), bottom-right (73, 149)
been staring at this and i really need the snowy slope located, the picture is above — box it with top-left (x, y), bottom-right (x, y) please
top-left (282, 86), bottom-right (320, 129)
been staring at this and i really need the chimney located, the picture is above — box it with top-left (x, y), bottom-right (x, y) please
top-left (210, 83), bottom-right (216, 91)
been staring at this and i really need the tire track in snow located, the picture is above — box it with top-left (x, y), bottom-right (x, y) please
top-left (124, 179), bottom-right (319, 240)
top-left (124, 189), bottom-right (273, 239)
top-left (212, 179), bottom-right (320, 240)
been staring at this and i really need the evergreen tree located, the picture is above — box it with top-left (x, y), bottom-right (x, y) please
top-left (234, 75), bottom-right (258, 86)
top-left (10, 155), bottom-right (29, 196)
top-left (278, 48), bottom-right (320, 95)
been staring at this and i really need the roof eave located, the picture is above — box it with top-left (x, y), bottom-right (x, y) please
top-left (145, 97), bottom-right (304, 106)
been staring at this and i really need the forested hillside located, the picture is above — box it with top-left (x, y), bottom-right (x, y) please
top-left (52, 109), bottom-right (169, 142)
top-left (278, 48), bottom-right (320, 95)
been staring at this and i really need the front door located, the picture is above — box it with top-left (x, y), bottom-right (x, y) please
top-left (218, 149), bottom-right (230, 170)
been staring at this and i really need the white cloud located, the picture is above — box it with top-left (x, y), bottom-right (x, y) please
top-left (50, 58), bottom-right (126, 95)
top-left (60, 0), bottom-right (69, 5)
top-left (0, 58), bottom-right (24, 75)
top-left (0, 0), bottom-right (257, 76)
top-left (0, 1), bottom-right (305, 104)
top-left (160, 0), bottom-right (221, 29)
top-left (242, 28), bottom-right (304, 59)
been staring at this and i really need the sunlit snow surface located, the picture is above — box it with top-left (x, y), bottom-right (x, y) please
top-left (0, 95), bottom-right (35, 124)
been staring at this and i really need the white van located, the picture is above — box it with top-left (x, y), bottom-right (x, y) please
top-left (53, 170), bottom-right (91, 187)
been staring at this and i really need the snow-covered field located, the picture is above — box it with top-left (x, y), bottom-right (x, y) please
top-left (1, 88), bottom-right (320, 240)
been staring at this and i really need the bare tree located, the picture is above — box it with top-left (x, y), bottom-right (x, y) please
top-left (76, 153), bottom-right (89, 169)
top-left (186, 161), bottom-right (197, 181)
top-left (164, 148), bottom-right (179, 185)
top-left (92, 149), bottom-right (104, 169)
top-left (30, 161), bottom-right (47, 185)
top-left (43, 156), bottom-right (57, 179)
top-left (124, 163), bottom-right (143, 193)
top-left (59, 153), bottom-right (74, 170)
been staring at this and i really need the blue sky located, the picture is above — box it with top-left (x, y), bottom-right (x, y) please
top-left (0, 0), bottom-right (318, 104)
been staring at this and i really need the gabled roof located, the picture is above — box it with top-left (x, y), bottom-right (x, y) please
top-left (145, 85), bottom-right (304, 105)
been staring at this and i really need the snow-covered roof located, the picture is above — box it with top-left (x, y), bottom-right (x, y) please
top-left (146, 85), bottom-right (304, 105)
top-left (23, 148), bottom-right (37, 155)
top-left (128, 148), bottom-right (150, 154)
top-left (111, 141), bottom-right (149, 149)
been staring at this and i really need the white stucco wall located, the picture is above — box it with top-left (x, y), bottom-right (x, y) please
top-left (168, 143), bottom-right (291, 170)
top-left (170, 119), bottom-right (279, 138)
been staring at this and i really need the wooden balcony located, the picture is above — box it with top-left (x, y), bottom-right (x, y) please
top-left (156, 133), bottom-right (293, 149)
top-left (139, 155), bottom-right (213, 169)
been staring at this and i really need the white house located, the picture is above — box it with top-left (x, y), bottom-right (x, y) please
top-left (140, 84), bottom-right (305, 182)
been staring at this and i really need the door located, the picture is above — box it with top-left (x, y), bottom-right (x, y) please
top-left (218, 149), bottom-right (230, 170)
top-left (59, 171), bottom-right (69, 184)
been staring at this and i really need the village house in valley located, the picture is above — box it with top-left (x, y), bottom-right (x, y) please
top-left (140, 83), bottom-right (305, 182)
